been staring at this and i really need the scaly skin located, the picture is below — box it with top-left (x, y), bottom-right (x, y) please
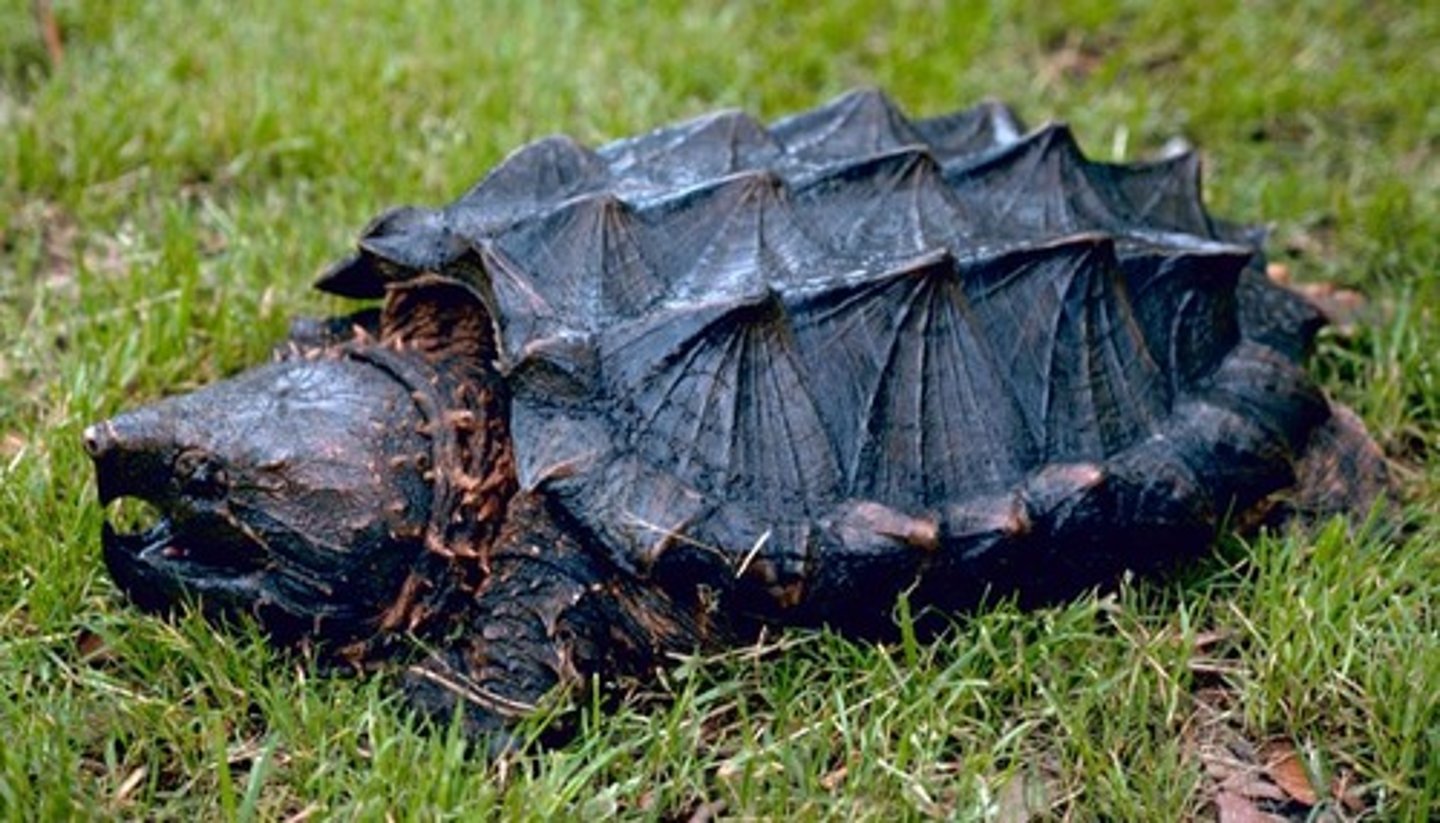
top-left (404, 492), bottom-right (707, 741)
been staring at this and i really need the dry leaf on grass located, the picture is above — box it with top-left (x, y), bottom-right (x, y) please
top-left (76, 628), bottom-right (118, 666)
top-left (33, 0), bottom-right (64, 68)
top-left (1259, 740), bottom-right (1318, 807)
top-left (1214, 790), bottom-right (1287, 823)
top-left (819, 763), bottom-right (848, 791)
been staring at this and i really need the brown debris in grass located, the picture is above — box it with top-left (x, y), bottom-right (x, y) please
top-left (0, 432), bottom-right (27, 461)
top-left (1265, 261), bottom-right (1370, 335)
top-left (1214, 790), bottom-right (1287, 823)
top-left (1035, 32), bottom-right (1109, 86)
top-left (1184, 681), bottom-right (1369, 821)
top-left (33, 1), bottom-right (63, 69)
top-left (1257, 740), bottom-right (1318, 807)
top-left (76, 627), bottom-right (118, 666)
top-left (683, 800), bottom-right (727, 823)
top-left (4, 201), bottom-right (141, 294)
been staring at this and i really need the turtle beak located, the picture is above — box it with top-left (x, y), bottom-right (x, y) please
top-left (84, 406), bottom-right (179, 507)
top-left (85, 407), bottom-right (190, 612)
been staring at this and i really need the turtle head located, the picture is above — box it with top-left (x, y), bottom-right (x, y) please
top-left (86, 355), bottom-right (436, 642)
top-left (85, 279), bottom-right (512, 646)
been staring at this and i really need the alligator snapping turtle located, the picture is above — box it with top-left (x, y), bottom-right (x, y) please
top-left (85, 89), bottom-right (1388, 738)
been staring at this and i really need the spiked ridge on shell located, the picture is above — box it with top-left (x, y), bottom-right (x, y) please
top-left (310, 88), bottom-right (1346, 626)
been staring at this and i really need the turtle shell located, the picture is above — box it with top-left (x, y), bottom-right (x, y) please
top-left (318, 89), bottom-right (1329, 627)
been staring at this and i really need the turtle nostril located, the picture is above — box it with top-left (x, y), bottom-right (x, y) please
top-left (82, 424), bottom-right (108, 459)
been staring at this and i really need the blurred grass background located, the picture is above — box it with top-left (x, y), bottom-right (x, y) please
top-left (1, 1), bottom-right (1436, 818)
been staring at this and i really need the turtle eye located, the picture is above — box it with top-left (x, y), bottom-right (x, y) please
top-left (174, 449), bottom-right (229, 499)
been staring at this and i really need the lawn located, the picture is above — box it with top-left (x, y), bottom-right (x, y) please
top-left (1, 1), bottom-right (1436, 819)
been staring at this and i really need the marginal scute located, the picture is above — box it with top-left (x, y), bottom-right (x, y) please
top-left (1201, 340), bottom-right (1329, 461)
top-left (316, 204), bottom-right (458, 299)
top-left (1116, 241), bottom-right (1247, 392)
top-left (357, 206), bottom-right (466, 274)
top-left (1235, 268), bottom-right (1327, 360)
top-left (546, 453), bottom-right (709, 577)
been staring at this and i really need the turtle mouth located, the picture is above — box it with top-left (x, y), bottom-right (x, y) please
top-left (101, 496), bottom-right (176, 564)
top-left (100, 495), bottom-right (269, 611)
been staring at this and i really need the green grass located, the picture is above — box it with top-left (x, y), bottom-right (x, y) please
top-left (2, 0), bottom-right (1437, 818)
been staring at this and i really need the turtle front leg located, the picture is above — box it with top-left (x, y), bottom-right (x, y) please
top-left (402, 493), bottom-right (703, 743)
